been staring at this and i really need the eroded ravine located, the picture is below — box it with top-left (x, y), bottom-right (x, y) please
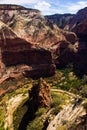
top-left (47, 102), bottom-right (85, 130)
top-left (4, 88), bottom-right (85, 130)
top-left (4, 93), bottom-right (28, 130)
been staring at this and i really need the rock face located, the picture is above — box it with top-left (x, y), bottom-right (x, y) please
top-left (0, 5), bottom-right (78, 47)
top-left (75, 20), bottom-right (87, 38)
top-left (46, 7), bottom-right (87, 74)
top-left (69, 7), bottom-right (87, 31)
top-left (45, 7), bottom-right (87, 34)
top-left (45, 13), bottom-right (74, 29)
top-left (0, 4), bottom-right (79, 79)
top-left (0, 4), bottom-right (41, 24)
top-left (68, 7), bottom-right (87, 75)
top-left (29, 78), bottom-right (52, 108)
top-left (0, 20), bottom-right (55, 78)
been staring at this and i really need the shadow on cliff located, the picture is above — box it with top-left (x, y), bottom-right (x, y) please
top-left (18, 78), bottom-right (51, 130)
top-left (1, 37), bottom-right (32, 66)
top-left (73, 38), bottom-right (87, 77)
top-left (18, 97), bottom-right (38, 130)
top-left (56, 38), bottom-right (87, 78)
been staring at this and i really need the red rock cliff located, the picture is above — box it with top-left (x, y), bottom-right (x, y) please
top-left (0, 20), bottom-right (55, 78)
top-left (0, 5), bottom-right (78, 74)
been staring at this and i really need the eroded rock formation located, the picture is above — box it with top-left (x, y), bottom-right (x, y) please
top-left (0, 4), bottom-right (79, 79)
top-left (68, 7), bottom-right (87, 75)
top-left (69, 7), bottom-right (87, 31)
top-left (0, 20), bottom-right (55, 79)
top-left (0, 4), bottom-right (78, 49)
top-left (29, 78), bottom-right (52, 108)
top-left (46, 7), bottom-right (87, 74)
top-left (45, 13), bottom-right (74, 29)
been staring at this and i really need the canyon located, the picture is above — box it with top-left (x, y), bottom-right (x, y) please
top-left (0, 4), bottom-right (87, 130)
top-left (0, 4), bottom-right (79, 80)
top-left (46, 7), bottom-right (87, 75)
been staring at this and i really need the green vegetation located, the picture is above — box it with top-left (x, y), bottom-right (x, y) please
top-left (0, 77), bottom-right (32, 90)
top-left (0, 79), bottom-right (17, 90)
top-left (51, 92), bottom-right (67, 115)
top-left (13, 99), bottom-right (28, 130)
top-left (27, 108), bottom-right (48, 130)
top-left (0, 78), bottom-right (33, 130)
top-left (0, 96), bottom-right (7, 130)
top-left (13, 90), bottom-right (72, 130)
top-left (1, 64), bottom-right (87, 98)
top-left (57, 125), bottom-right (68, 130)
top-left (45, 66), bottom-right (87, 96)
top-left (13, 100), bottom-right (48, 130)
top-left (0, 109), bottom-right (5, 130)
top-left (1, 65), bottom-right (87, 130)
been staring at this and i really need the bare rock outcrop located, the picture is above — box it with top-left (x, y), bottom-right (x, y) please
top-left (69, 7), bottom-right (87, 31)
top-left (0, 4), bottom-right (79, 75)
top-left (29, 78), bottom-right (52, 108)
top-left (67, 7), bottom-right (87, 75)
top-left (45, 13), bottom-right (74, 29)
top-left (0, 4), bottom-right (42, 24)
top-left (0, 5), bottom-right (78, 49)
top-left (0, 20), bottom-right (55, 79)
